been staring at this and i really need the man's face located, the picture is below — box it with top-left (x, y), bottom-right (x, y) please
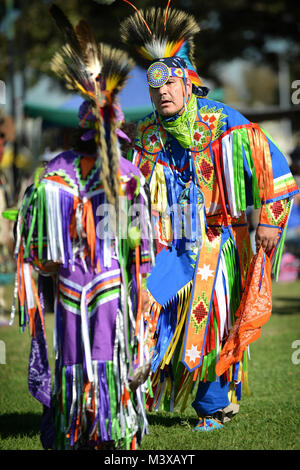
top-left (149, 77), bottom-right (192, 117)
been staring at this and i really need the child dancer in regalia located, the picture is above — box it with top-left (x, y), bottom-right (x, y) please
top-left (11, 5), bottom-right (154, 450)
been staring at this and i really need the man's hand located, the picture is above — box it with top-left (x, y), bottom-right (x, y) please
top-left (255, 225), bottom-right (280, 254)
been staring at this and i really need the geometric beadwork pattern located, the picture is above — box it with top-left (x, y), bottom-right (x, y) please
top-left (198, 105), bottom-right (227, 141)
top-left (139, 156), bottom-right (156, 183)
top-left (190, 291), bottom-right (210, 334)
top-left (141, 123), bottom-right (167, 154)
top-left (195, 148), bottom-right (216, 190)
top-left (44, 169), bottom-right (77, 191)
top-left (205, 226), bottom-right (223, 251)
top-left (74, 155), bottom-right (99, 191)
top-left (136, 114), bottom-right (167, 154)
top-left (264, 199), bottom-right (287, 226)
top-left (192, 120), bottom-right (212, 152)
top-left (182, 225), bottom-right (222, 371)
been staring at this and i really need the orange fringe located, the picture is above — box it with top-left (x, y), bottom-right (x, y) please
top-left (82, 199), bottom-right (96, 266)
top-left (247, 123), bottom-right (274, 204)
top-left (215, 248), bottom-right (272, 377)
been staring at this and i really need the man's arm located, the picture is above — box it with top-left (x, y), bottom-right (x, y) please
top-left (255, 224), bottom-right (280, 254)
top-left (255, 198), bottom-right (291, 254)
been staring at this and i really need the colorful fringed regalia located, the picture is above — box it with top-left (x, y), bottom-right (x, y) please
top-left (120, 2), bottom-right (299, 426)
top-left (11, 5), bottom-right (154, 450)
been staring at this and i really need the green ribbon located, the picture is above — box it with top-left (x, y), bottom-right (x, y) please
top-left (200, 355), bottom-right (208, 381)
top-left (2, 209), bottom-right (18, 221)
top-left (273, 200), bottom-right (291, 281)
top-left (19, 187), bottom-right (35, 240)
top-left (222, 237), bottom-right (241, 320)
top-left (19, 305), bottom-right (25, 332)
top-left (232, 130), bottom-right (246, 212)
top-left (37, 184), bottom-right (47, 260)
top-left (24, 192), bottom-right (38, 258)
top-left (239, 127), bottom-right (261, 209)
top-left (106, 361), bottom-right (121, 442)
top-left (205, 311), bottom-right (219, 382)
top-left (61, 366), bottom-right (68, 430)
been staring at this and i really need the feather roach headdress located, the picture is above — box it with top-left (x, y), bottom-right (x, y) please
top-left (120, 2), bottom-right (208, 96)
top-left (50, 4), bottom-right (135, 206)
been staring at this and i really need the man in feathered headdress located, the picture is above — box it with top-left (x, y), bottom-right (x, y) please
top-left (120, 3), bottom-right (299, 431)
top-left (11, 5), bottom-right (154, 450)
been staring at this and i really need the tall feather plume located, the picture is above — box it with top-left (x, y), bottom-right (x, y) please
top-left (50, 5), bottom-right (117, 207)
top-left (120, 7), bottom-right (200, 68)
top-left (50, 46), bottom-right (96, 97)
top-left (98, 44), bottom-right (135, 217)
top-left (100, 44), bottom-right (135, 103)
top-left (50, 5), bottom-right (136, 210)
top-left (50, 4), bottom-right (102, 100)
top-left (50, 4), bottom-right (83, 58)
top-left (75, 20), bottom-right (102, 83)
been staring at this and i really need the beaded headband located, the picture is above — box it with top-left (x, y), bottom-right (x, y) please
top-left (147, 61), bottom-right (189, 88)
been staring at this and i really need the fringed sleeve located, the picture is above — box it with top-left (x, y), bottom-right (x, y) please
top-left (13, 164), bottom-right (88, 334)
top-left (13, 181), bottom-right (49, 335)
top-left (259, 198), bottom-right (294, 280)
top-left (214, 121), bottom-right (299, 275)
top-left (215, 122), bottom-right (299, 218)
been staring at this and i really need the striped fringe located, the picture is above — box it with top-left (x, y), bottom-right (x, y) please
top-left (15, 242), bottom-right (45, 336)
top-left (146, 235), bottom-right (250, 413)
top-left (214, 124), bottom-right (274, 218)
top-left (150, 281), bottom-right (193, 373)
top-left (53, 309), bottom-right (149, 450)
top-left (17, 181), bottom-right (113, 274)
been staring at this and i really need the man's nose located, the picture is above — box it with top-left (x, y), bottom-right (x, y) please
top-left (158, 84), bottom-right (167, 95)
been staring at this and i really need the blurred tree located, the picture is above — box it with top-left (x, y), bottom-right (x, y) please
top-left (0, 0), bottom-right (299, 91)
top-left (243, 64), bottom-right (278, 106)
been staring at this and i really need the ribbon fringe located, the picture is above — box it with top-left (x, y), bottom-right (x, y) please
top-left (214, 123), bottom-right (274, 218)
top-left (146, 234), bottom-right (248, 412)
top-left (53, 309), bottom-right (149, 450)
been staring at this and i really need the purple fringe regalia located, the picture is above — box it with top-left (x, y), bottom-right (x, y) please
top-left (13, 151), bottom-right (154, 450)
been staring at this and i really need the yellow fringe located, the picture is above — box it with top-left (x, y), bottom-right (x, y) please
top-left (149, 164), bottom-right (168, 213)
top-left (243, 370), bottom-right (250, 397)
top-left (160, 281), bottom-right (193, 369)
top-left (228, 386), bottom-right (239, 404)
top-left (178, 373), bottom-right (194, 412)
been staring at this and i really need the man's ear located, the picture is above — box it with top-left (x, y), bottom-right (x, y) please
top-left (186, 78), bottom-right (192, 94)
top-left (181, 77), bottom-right (192, 95)
top-left (182, 78), bottom-right (192, 100)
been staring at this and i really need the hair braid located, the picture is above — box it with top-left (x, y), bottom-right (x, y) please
top-left (95, 109), bottom-right (115, 207)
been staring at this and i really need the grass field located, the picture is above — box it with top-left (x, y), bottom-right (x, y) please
top-left (0, 280), bottom-right (300, 451)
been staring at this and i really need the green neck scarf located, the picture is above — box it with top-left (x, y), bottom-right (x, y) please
top-left (159, 93), bottom-right (197, 149)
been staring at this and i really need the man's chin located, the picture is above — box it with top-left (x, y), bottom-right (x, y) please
top-left (158, 106), bottom-right (176, 117)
